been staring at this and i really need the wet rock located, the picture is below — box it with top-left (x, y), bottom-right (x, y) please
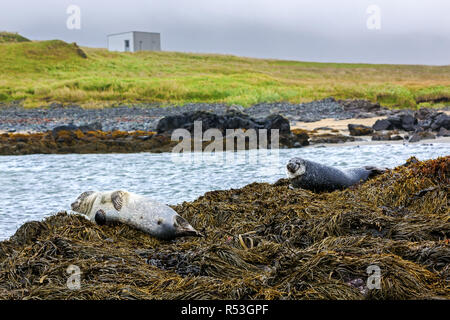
top-left (408, 131), bottom-right (436, 143)
top-left (263, 114), bottom-right (291, 134)
top-left (399, 114), bottom-right (418, 131)
top-left (431, 113), bottom-right (450, 131)
top-left (372, 119), bottom-right (392, 131)
top-left (156, 110), bottom-right (290, 135)
top-left (390, 135), bottom-right (404, 141)
top-left (437, 127), bottom-right (450, 137)
top-left (371, 132), bottom-right (392, 141)
top-left (348, 124), bottom-right (374, 136)
top-left (310, 133), bottom-right (355, 144)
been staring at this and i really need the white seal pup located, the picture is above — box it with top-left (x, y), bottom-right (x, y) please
top-left (286, 157), bottom-right (386, 192)
top-left (71, 190), bottom-right (202, 240)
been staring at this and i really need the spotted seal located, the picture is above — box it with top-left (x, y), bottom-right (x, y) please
top-left (70, 190), bottom-right (202, 240)
top-left (286, 157), bottom-right (386, 192)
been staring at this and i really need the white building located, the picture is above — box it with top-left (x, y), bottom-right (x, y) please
top-left (107, 31), bottom-right (161, 52)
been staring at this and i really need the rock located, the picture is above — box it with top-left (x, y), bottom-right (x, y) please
top-left (414, 108), bottom-right (435, 120)
top-left (386, 116), bottom-right (403, 129)
top-left (310, 133), bottom-right (355, 144)
top-left (371, 132), bottom-right (392, 141)
top-left (348, 124), bottom-right (374, 136)
top-left (408, 131), bottom-right (436, 143)
top-left (337, 99), bottom-right (384, 113)
top-left (437, 127), bottom-right (450, 137)
top-left (51, 124), bottom-right (78, 137)
top-left (399, 114), bottom-right (417, 131)
top-left (263, 114), bottom-right (291, 134)
top-left (431, 113), bottom-right (450, 131)
top-left (372, 119), bottom-right (392, 131)
top-left (390, 135), bottom-right (404, 141)
top-left (78, 122), bottom-right (103, 132)
top-left (156, 111), bottom-right (290, 135)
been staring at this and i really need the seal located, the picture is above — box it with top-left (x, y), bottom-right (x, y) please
top-left (70, 190), bottom-right (202, 240)
top-left (286, 157), bottom-right (386, 192)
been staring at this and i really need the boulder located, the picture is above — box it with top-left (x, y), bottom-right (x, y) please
top-left (263, 114), bottom-right (291, 134)
top-left (348, 124), bottom-right (374, 136)
top-left (408, 131), bottom-right (436, 143)
top-left (399, 114), bottom-right (417, 131)
top-left (371, 132), bottom-right (392, 141)
top-left (156, 111), bottom-right (290, 135)
top-left (372, 119), bottom-right (392, 131)
top-left (431, 113), bottom-right (450, 131)
top-left (437, 127), bottom-right (450, 137)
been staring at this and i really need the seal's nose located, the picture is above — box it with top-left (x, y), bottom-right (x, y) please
top-left (173, 215), bottom-right (203, 238)
top-left (287, 162), bottom-right (298, 173)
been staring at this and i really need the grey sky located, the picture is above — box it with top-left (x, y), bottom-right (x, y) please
top-left (1, 0), bottom-right (449, 65)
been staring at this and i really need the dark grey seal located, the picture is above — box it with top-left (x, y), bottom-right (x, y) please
top-left (71, 190), bottom-right (203, 240)
top-left (286, 157), bottom-right (386, 192)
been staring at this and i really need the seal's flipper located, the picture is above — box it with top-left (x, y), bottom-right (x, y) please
top-left (364, 166), bottom-right (388, 178)
top-left (111, 190), bottom-right (125, 211)
top-left (95, 209), bottom-right (107, 225)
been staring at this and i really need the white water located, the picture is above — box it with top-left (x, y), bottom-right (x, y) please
top-left (1, 142), bottom-right (448, 240)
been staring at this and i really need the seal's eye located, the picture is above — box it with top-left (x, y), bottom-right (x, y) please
top-left (157, 219), bottom-right (162, 225)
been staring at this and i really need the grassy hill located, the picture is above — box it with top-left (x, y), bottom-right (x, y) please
top-left (0, 37), bottom-right (449, 108)
top-left (0, 31), bottom-right (30, 43)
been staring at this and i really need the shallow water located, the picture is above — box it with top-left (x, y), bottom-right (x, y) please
top-left (1, 143), bottom-right (449, 240)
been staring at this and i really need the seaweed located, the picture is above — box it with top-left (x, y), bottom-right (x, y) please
top-left (0, 156), bottom-right (448, 299)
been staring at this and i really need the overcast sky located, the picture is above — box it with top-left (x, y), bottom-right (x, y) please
top-left (1, 0), bottom-right (449, 65)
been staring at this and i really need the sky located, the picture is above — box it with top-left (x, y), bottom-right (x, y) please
top-left (1, 0), bottom-right (449, 65)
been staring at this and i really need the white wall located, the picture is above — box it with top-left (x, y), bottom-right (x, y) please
top-left (133, 32), bottom-right (161, 51)
top-left (107, 32), bottom-right (134, 52)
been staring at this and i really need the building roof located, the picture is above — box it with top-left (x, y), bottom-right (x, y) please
top-left (107, 31), bottom-right (160, 37)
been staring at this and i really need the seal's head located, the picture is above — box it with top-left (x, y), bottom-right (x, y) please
top-left (71, 191), bottom-right (95, 214)
top-left (156, 215), bottom-right (203, 240)
top-left (286, 157), bottom-right (307, 179)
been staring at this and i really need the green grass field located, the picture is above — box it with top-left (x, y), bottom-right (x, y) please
top-left (0, 35), bottom-right (449, 108)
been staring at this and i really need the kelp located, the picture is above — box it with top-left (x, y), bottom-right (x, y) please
top-left (0, 156), bottom-right (448, 299)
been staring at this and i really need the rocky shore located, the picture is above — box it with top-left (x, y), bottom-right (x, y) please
top-left (0, 156), bottom-right (448, 299)
top-left (1, 98), bottom-right (449, 155)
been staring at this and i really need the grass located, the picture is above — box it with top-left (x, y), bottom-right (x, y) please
top-left (0, 31), bottom-right (30, 43)
top-left (0, 36), bottom-right (449, 108)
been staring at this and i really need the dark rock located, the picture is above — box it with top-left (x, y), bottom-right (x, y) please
top-left (414, 108), bottom-right (435, 120)
top-left (348, 124), bottom-right (374, 136)
top-left (431, 113), bottom-right (450, 131)
top-left (78, 122), bottom-right (103, 132)
top-left (437, 127), bottom-right (450, 137)
top-left (310, 134), bottom-right (355, 144)
top-left (409, 131), bottom-right (436, 143)
top-left (371, 132), bottom-right (392, 141)
top-left (386, 116), bottom-right (403, 129)
top-left (263, 114), bottom-right (291, 134)
top-left (51, 124), bottom-right (78, 137)
top-left (399, 114), bottom-right (418, 131)
top-left (156, 110), bottom-right (290, 135)
top-left (372, 119), bottom-right (392, 131)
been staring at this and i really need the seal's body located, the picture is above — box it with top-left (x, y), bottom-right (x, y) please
top-left (286, 157), bottom-right (385, 192)
top-left (71, 190), bottom-right (202, 240)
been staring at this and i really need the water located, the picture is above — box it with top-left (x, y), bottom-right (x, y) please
top-left (0, 143), bottom-right (449, 240)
